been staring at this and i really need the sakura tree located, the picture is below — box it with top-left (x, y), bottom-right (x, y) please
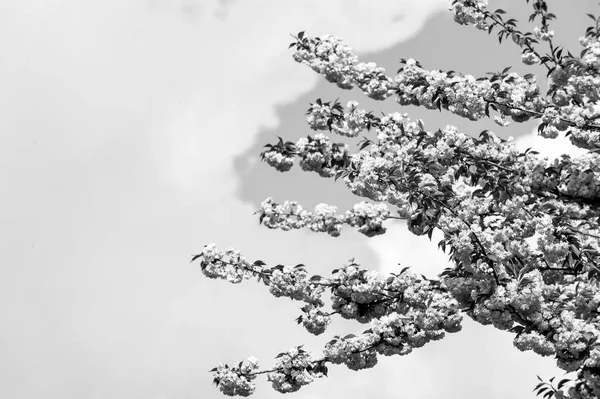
top-left (193, 1), bottom-right (600, 397)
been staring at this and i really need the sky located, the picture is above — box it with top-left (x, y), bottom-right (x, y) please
top-left (0, 1), bottom-right (598, 398)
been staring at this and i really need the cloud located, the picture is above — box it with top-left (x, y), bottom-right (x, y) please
top-left (151, 0), bottom-right (450, 192)
top-left (0, 1), bottom-right (448, 399)
top-left (368, 221), bottom-right (449, 278)
top-left (514, 125), bottom-right (586, 159)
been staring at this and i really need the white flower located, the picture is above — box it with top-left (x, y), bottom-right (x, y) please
top-left (521, 51), bottom-right (539, 66)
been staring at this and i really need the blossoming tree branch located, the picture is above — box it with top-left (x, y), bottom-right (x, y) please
top-left (192, 1), bottom-right (600, 397)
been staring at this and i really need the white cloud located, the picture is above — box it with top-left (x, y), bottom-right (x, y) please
top-left (148, 0), bottom-right (450, 193)
top-left (368, 221), bottom-right (449, 278)
top-left (514, 125), bottom-right (586, 159)
top-left (0, 1), bottom-right (449, 399)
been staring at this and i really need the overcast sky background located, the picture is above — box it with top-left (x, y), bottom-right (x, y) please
top-left (0, 1), bottom-right (598, 398)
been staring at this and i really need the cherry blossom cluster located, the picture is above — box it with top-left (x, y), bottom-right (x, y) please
top-left (297, 304), bottom-right (331, 335)
top-left (195, 244), bottom-right (324, 304)
top-left (448, 0), bottom-right (600, 153)
top-left (296, 134), bottom-right (348, 177)
top-left (534, 26), bottom-right (555, 42)
top-left (270, 100), bottom-right (600, 211)
top-left (268, 265), bottom-right (325, 305)
top-left (267, 346), bottom-right (324, 393)
top-left (195, 246), bottom-right (463, 392)
top-left (195, 245), bottom-right (461, 332)
top-left (197, 243), bottom-right (254, 284)
top-left (291, 104), bottom-right (599, 270)
top-left (260, 133), bottom-right (349, 176)
top-left (197, 234), bottom-right (600, 397)
top-left (395, 58), bottom-right (541, 123)
top-left (258, 197), bottom-right (391, 237)
top-left (542, 36), bottom-right (600, 149)
top-left (255, 107), bottom-right (600, 397)
top-left (260, 137), bottom-right (297, 172)
top-left (526, 153), bottom-right (600, 201)
top-left (211, 357), bottom-right (260, 397)
top-left (198, 3), bottom-right (600, 398)
top-left (321, 297), bottom-right (461, 371)
top-left (442, 271), bottom-right (600, 374)
top-left (264, 104), bottom-right (600, 215)
top-left (450, 0), bottom-right (489, 30)
top-left (261, 151), bottom-right (294, 172)
top-left (290, 30), bottom-right (600, 152)
top-left (258, 113), bottom-right (600, 352)
top-left (290, 32), bottom-right (392, 99)
top-left (291, 30), bottom-right (542, 122)
top-left (522, 51), bottom-right (541, 66)
top-left (580, 35), bottom-right (600, 70)
top-left (449, 0), bottom-right (554, 70)
top-left (305, 99), bottom-right (370, 137)
top-left (211, 299), bottom-right (462, 394)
